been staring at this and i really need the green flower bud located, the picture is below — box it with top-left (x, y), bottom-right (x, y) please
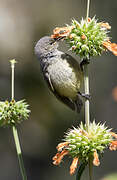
top-left (76, 42), bottom-right (82, 48)
top-left (0, 99), bottom-right (30, 127)
top-left (81, 44), bottom-right (89, 51)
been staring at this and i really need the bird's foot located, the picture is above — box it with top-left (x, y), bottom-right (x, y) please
top-left (78, 92), bottom-right (91, 100)
top-left (80, 59), bottom-right (90, 71)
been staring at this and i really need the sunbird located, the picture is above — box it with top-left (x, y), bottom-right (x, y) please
top-left (35, 36), bottom-right (88, 113)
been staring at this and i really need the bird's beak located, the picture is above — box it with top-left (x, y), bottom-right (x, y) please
top-left (54, 36), bottom-right (65, 41)
top-left (50, 36), bottom-right (65, 45)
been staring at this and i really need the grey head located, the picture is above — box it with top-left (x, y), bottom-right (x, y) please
top-left (34, 36), bottom-right (59, 60)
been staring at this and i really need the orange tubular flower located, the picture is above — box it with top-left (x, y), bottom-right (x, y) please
top-left (100, 22), bottom-right (111, 29)
top-left (51, 26), bottom-right (74, 39)
top-left (103, 41), bottom-right (117, 56)
top-left (70, 157), bottom-right (79, 175)
top-left (109, 132), bottom-right (117, 151)
top-left (110, 132), bottom-right (117, 139)
top-left (109, 141), bottom-right (117, 151)
top-left (52, 149), bottom-right (69, 165)
top-left (93, 151), bottom-right (100, 166)
top-left (56, 142), bottom-right (69, 152)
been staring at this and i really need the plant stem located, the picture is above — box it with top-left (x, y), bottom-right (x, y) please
top-left (12, 126), bottom-right (27, 180)
top-left (89, 158), bottom-right (93, 180)
top-left (86, 0), bottom-right (90, 20)
top-left (84, 62), bottom-right (93, 180)
top-left (86, 0), bottom-right (93, 178)
top-left (10, 59), bottom-right (27, 180)
top-left (84, 64), bottom-right (90, 130)
top-left (76, 161), bottom-right (88, 180)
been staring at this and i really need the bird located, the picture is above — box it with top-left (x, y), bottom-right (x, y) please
top-left (34, 36), bottom-right (85, 113)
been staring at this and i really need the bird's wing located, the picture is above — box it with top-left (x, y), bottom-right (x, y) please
top-left (43, 70), bottom-right (82, 113)
top-left (60, 53), bottom-right (83, 82)
top-left (54, 92), bottom-right (83, 113)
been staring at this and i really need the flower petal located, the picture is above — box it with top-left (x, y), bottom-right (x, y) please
top-left (52, 153), bottom-right (60, 161)
top-left (103, 41), bottom-right (117, 56)
top-left (56, 142), bottom-right (69, 152)
top-left (51, 26), bottom-right (73, 39)
top-left (109, 141), bottom-right (117, 151)
top-left (93, 151), bottom-right (100, 166)
top-left (52, 149), bottom-right (69, 165)
top-left (70, 157), bottom-right (79, 175)
top-left (100, 22), bottom-right (111, 29)
top-left (110, 132), bottom-right (117, 139)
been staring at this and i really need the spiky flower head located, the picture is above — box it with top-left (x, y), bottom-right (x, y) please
top-left (53, 121), bottom-right (117, 176)
top-left (65, 121), bottom-right (112, 161)
top-left (51, 17), bottom-right (117, 59)
top-left (66, 17), bottom-right (110, 59)
top-left (0, 99), bottom-right (30, 126)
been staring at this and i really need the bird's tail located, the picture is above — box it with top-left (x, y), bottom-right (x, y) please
top-left (52, 89), bottom-right (83, 113)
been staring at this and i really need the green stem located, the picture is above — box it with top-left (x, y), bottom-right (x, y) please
top-left (12, 126), bottom-right (27, 180)
top-left (10, 59), bottom-right (27, 180)
top-left (89, 158), bottom-right (93, 180)
top-left (76, 162), bottom-right (88, 180)
top-left (84, 63), bottom-right (93, 180)
top-left (84, 62), bottom-right (93, 180)
top-left (84, 64), bottom-right (90, 130)
top-left (86, 0), bottom-right (90, 20)
top-left (86, 0), bottom-right (93, 178)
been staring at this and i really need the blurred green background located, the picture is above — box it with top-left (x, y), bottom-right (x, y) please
top-left (0, 0), bottom-right (117, 179)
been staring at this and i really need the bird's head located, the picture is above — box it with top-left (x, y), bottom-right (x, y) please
top-left (34, 36), bottom-right (60, 59)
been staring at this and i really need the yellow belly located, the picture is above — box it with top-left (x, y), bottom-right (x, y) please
top-left (49, 60), bottom-right (82, 99)
top-left (56, 84), bottom-right (78, 98)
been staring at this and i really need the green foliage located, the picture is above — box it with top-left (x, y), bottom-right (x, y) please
top-left (0, 99), bottom-right (30, 126)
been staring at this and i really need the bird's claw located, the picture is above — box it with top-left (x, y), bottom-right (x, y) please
top-left (78, 92), bottom-right (91, 100)
top-left (80, 59), bottom-right (90, 71)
